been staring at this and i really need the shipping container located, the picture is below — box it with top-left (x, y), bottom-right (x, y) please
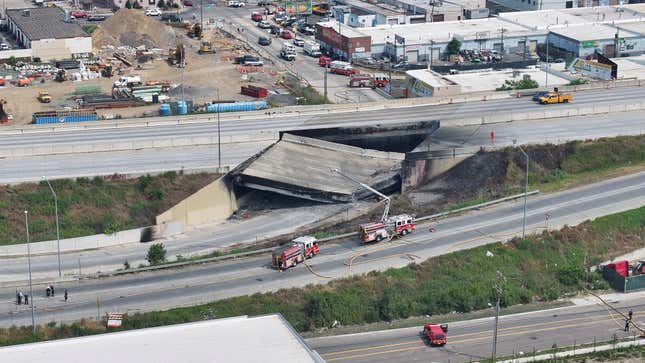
top-left (32, 109), bottom-right (98, 124)
top-left (241, 85), bottom-right (268, 98)
top-left (206, 101), bottom-right (268, 113)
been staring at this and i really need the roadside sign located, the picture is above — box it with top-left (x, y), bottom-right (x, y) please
top-left (106, 312), bottom-right (123, 328)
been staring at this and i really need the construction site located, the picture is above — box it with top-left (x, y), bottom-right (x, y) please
top-left (0, 8), bottom-right (283, 124)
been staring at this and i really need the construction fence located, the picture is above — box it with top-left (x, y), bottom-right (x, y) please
top-left (602, 267), bottom-right (645, 293)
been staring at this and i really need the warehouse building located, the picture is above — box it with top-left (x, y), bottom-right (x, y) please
top-left (0, 314), bottom-right (325, 363)
top-left (316, 5), bottom-right (645, 61)
top-left (488, 0), bottom-right (619, 12)
top-left (6, 7), bottom-right (92, 61)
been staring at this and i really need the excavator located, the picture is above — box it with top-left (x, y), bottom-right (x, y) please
top-left (198, 41), bottom-right (216, 54)
top-left (168, 44), bottom-right (186, 68)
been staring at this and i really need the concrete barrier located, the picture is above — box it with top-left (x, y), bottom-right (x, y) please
top-left (0, 227), bottom-right (148, 257)
top-left (0, 132), bottom-right (279, 158)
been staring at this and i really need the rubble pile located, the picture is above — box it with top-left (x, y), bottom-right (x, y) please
top-left (92, 9), bottom-right (177, 49)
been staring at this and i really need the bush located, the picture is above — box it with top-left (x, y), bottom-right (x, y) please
top-left (146, 243), bottom-right (167, 265)
top-left (157, 0), bottom-right (165, 8)
top-left (447, 38), bottom-right (461, 55)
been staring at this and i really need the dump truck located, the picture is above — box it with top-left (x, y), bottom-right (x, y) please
top-left (423, 323), bottom-right (448, 346)
top-left (271, 236), bottom-right (319, 270)
top-left (538, 88), bottom-right (572, 104)
top-left (198, 41), bottom-right (216, 54)
top-left (37, 91), bottom-right (51, 103)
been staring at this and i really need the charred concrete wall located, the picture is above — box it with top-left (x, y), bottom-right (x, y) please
top-left (402, 155), bottom-right (472, 192)
top-left (156, 175), bottom-right (238, 228)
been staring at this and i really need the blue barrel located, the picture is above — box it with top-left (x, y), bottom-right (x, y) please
top-left (177, 101), bottom-right (188, 115)
top-left (159, 104), bottom-right (171, 116)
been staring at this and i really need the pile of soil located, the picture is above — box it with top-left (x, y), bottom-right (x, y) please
top-left (92, 9), bottom-right (177, 49)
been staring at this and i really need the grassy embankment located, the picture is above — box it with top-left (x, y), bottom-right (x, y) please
top-left (0, 172), bottom-right (217, 246)
top-left (2, 204), bottom-right (644, 346)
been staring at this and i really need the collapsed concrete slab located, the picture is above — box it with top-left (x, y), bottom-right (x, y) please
top-left (232, 134), bottom-right (405, 203)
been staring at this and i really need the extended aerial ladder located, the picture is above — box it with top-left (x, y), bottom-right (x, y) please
top-left (331, 168), bottom-right (390, 222)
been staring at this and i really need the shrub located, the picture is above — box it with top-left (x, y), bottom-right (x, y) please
top-left (146, 243), bottom-right (167, 265)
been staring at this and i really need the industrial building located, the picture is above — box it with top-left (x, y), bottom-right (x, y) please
top-left (5, 7), bottom-right (92, 61)
top-left (0, 314), bottom-right (325, 363)
top-left (316, 4), bottom-right (645, 61)
top-left (488, 0), bottom-right (619, 12)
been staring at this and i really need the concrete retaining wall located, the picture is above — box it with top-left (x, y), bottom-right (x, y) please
top-left (0, 227), bottom-right (147, 257)
top-left (156, 175), bottom-right (238, 228)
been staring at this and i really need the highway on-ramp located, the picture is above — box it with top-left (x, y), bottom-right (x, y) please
top-left (309, 297), bottom-right (645, 362)
top-left (1, 172), bottom-right (644, 332)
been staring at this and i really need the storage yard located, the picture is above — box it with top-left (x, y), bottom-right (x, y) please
top-left (0, 8), bottom-right (281, 124)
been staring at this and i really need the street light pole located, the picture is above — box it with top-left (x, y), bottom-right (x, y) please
top-left (516, 144), bottom-right (529, 239)
top-left (24, 210), bottom-right (35, 334)
top-left (216, 87), bottom-right (221, 170)
top-left (43, 177), bottom-right (62, 277)
top-left (491, 270), bottom-right (505, 362)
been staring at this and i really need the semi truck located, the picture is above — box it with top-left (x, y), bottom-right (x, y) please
top-left (423, 323), bottom-right (448, 345)
top-left (271, 236), bottom-right (320, 270)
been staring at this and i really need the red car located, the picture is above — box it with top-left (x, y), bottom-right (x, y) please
top-left (71, 10), bottom-right (88, 18)
top-left (280, 30), bottom-right (293, 39)
top-left (251, 12), bottom-right (263, 21)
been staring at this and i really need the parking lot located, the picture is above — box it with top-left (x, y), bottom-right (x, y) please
top-left (190, 1), bottom-right (386, 103)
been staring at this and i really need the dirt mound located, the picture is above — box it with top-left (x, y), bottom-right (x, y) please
top-left (92, 9), bottom-right (177, 49)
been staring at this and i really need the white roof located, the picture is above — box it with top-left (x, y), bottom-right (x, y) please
top-left (0, 315), bottom-right (324, 363)
top-left (550, 23), bottom-right (638, 41)
top-left (498, 5), bottom-right (645, 30)
top-left (406, 69), bottom-right (459, 88)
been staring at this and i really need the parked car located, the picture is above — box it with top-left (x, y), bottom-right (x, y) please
top-left (228, 0), bottom-right (245, 7)
top-left (258, 36), bottom-right (272, 46)
top-left (298, 25), bottom-right (315, 35)
top-left (251, 12), bottom-right (263, 21)
top-left (270, 25), bottom-right (281, 35)
top-left (0, 43), bottom-right (10, 50)
top-left (87, 14), bottom-right (106, 21)
top-left (71, 10), bottom-right (88, 18)
top-left (258, 20), bottom-right (271, 29)
top-left (280, 30), bottom-right (293, 39)
top-left (161, 13), bottom-right (182, 22)
top-left (145, 8), bottom-right (162, 16)
top-left (293, 38), bottom-right (304, 47)
top-left (183, 0), bottom-right (194, 5)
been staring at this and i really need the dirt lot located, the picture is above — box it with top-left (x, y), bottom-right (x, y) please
top-left (1, 9), bottom-right (279, 125)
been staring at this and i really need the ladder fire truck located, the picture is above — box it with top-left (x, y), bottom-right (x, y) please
top-left (332, 169), bottom-right (415, 244)
top-left (271, 236), bottom-right (320, 270)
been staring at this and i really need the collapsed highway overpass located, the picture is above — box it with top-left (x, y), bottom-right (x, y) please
top-left (232, 134), bottom-right (405, 203)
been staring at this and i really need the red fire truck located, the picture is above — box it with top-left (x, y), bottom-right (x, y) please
top-left (271, 236), bottom-right (320, 270)
top-left (348, 75), bottom-right (373, 88)
top-left (423, 323), bottom-right (448, 345)
top-left (358, 214), bottom-right (415, 243)
top-left (372, 73), bottom-right (389, 87)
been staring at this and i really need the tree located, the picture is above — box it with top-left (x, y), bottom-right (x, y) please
top-left (146, 243), bottom-right (167, 265)
top-left (157, 0), bottom-right (165, 8)
top-left (447, 38), bottom-right (461, 55)
top-left (125, 0), bottom-right (132, 8)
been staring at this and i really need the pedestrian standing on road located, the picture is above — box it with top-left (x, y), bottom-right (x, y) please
top-left (19, 291), bottom-right (23, 305)
top-left (24, 294), bottom-right (28, 305)
top-left (16, 290), bottom-right (20, 305)
top-left (46, 286), bottom-right (51, 297)
top-left (629, 309), bottom-right (634, 321)
top-left (64, 290), bottom-right (68, 302)
top-left (51, 285), bottom-right (55, 297)
top-left (625, 318), bottom-right (631, 332)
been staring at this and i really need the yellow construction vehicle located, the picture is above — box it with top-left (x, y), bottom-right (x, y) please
top-left (168, 44), bottom-right (186, 68)
top-left (37, 91), bottom-right (51, 103)
top-left (198, 41), bottom-right (216, 54)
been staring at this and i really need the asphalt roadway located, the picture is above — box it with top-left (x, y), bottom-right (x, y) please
top-left (2, 88), bottom-right (645, 183)
top-left (309, 297), bottom-right (645, 362)
top-left (1, 171), bottom-right (644, 330)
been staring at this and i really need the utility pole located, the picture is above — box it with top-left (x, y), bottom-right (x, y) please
top-left (429, 40), bottom-right (434, 71)
top-left (491, 270), bottom-right (505, 362)
top-left (25, 211), bottom-right (35, 334)
top-left (499, 28), bottom-right (505, 61)
top-left (545, 39), bottom-right (549, 89)
top-left (323, 67), bottom-right (328, 103)
top-left (200, 0), bottom-right (204, 40)
top-left (43, 177), bottom-right (62, 277)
